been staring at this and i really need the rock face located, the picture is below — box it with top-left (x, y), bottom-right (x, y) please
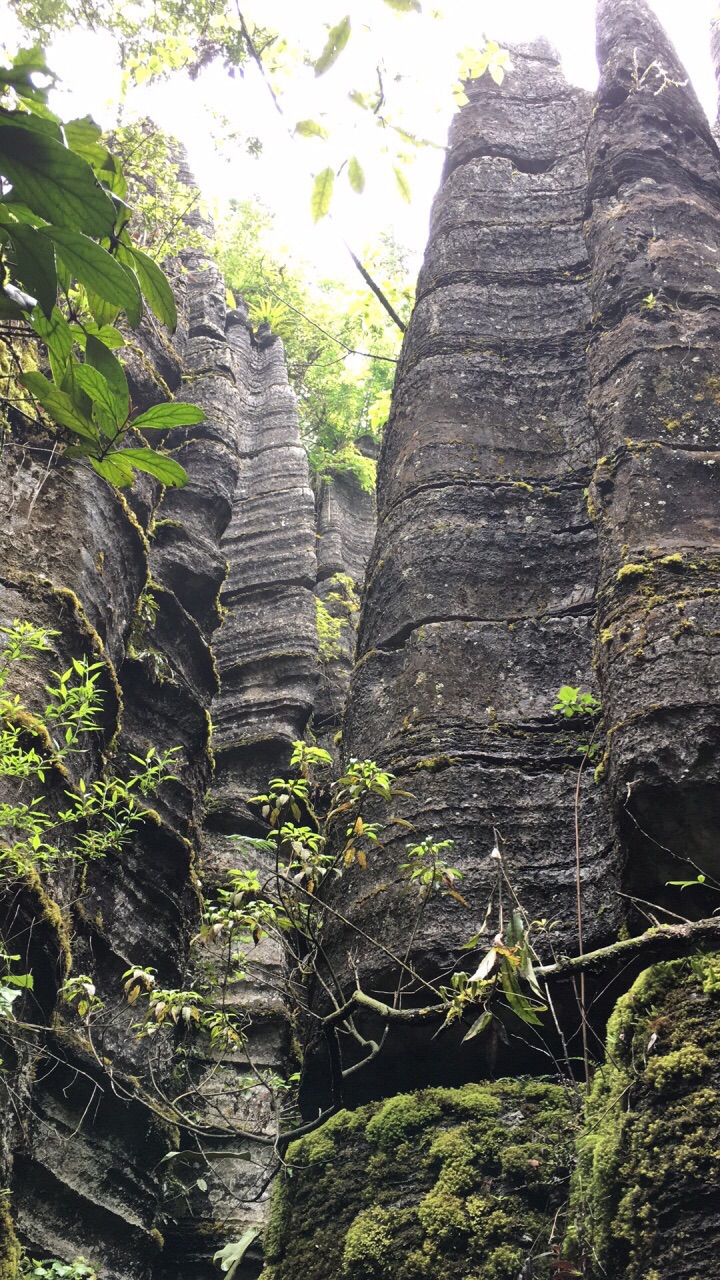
top-left (264, 1080), bottom-right (574, 1280)
top-left (586, 0), bottom-right (720, 909)
top-left (0, 185), bottom-right (318, 1278)
top-left (571, 954), bottom-right (720, 1279)
top-left (315, 40), bottom-right (619, 1088)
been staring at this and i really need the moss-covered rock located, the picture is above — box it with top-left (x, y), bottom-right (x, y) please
top-left (263, 1081), bottom-right (575, 1280)
top-left (568, 954), bottom-right (720, 1279)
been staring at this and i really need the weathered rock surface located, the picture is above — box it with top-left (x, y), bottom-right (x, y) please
top-left (317, 41), bottom-right (618, 1081)
top-left (314, 464), bottom-right (376, 751)
top-left (585, 0), bottom-right (720, 906)
top-left (571, 953), bottom-right (720, 1279)
top-left (263, 1080), bottom-right (574, 1280)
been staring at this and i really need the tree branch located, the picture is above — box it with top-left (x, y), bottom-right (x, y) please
top-left (537, 917), bottom-right (720, 979)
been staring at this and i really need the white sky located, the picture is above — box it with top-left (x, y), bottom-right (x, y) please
top-left (5, 0), bottom-right (720, 284)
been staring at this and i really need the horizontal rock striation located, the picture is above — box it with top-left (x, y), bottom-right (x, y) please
top-left (319, 41), bottom-right (618, 1075)
top-left (586, 0), bottom-right (720, 906)
top-left (208, 319), bottom-right (318, 810)
top-left (313, 465), bottom-right (376, 752)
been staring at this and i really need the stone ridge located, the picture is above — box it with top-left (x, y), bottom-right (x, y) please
top-left (320, 38), bottom-right (619, 1084)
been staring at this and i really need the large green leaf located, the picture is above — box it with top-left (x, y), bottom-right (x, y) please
top-left (90, 452), bottom-right (135, 487)
top-left (71, 322), bottom-right (124, 351)
top-left (6, 220), bottom-right (57, 315)
top-left (63, 116), bottom-right (108, 169)
top-left (382, 0), bottom-right (422, 10)
top-left (131, 403), bottom-right (205, 430)
top-left (311, 168), bottom-right (335, 223)
top-left (86, 335), bottom-right (129, 420)
top-left (314, 17), bottom-right (351, 76)
top-left (74, 364), bottom-right (124, 427)
top-left (0, 125), bottom-right (116, 236)
top-left (30, 306), bottom-right (73, 368)
top-left (40, 226), bottom-right (142, 318)
top-left (0, 108), bottom-right (62, 142)
top-left (85, 288), bottom-right (120, 328)
top-left (118, 448), bottom-right (188, 487)
top-left (20, 370), bottom-right (97, 440)
top-left (0, 47), bottom-right (54, 104)
top-left (120, 244), bottom-right (177, 331)
top-left (116, 258), bottom-right (143, 328)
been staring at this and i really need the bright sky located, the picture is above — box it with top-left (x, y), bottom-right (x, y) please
top-left (5, 0), bottom-right (720, 284)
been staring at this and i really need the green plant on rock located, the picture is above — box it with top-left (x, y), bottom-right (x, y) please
top-left (315, 595), bottom-right (348, 662)
top-left (20, 1257), bottom-right (98, 1280)
top-left (0, 46), bottom-right (204, 488)
top-left (0, 619), bottom-right (180, 880)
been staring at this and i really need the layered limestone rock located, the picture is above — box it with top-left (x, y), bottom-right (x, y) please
top-left (585, 0), bottom-right (720, 909)
top-left (314, 461), bottom-right (376, 752)
top-left (314, 41), bottom-right (618, 1087)
top-left (208, 318), bottom-right (319, 810)
top-left (0, 187), bottom-right (314, 1278)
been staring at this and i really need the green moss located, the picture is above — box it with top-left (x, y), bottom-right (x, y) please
top-left (265, 1081), bottom-right (575, 1280)
top-left (568, 954), bottom-right (720, 1279)
top-left (0, 1194), bottom-right (21, 1280)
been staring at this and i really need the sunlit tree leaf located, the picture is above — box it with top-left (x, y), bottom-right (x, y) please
top-left (314, 16), bottom-right (351, 77)
top-left (311, 167), bottom-right (335, 222)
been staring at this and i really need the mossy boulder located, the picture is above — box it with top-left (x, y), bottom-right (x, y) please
top-left (568, 954), bottom-right (720, 1279)
top-left (263, 1080), bottom-right (575, 1280)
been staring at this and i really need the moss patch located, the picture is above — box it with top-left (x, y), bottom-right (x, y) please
top-left (568, 954), bottom-right (720, 1279)
top-left (0, 1194), bottom-right (21, 1280)
top-left (263, 1081), bottom-right (575, 1280)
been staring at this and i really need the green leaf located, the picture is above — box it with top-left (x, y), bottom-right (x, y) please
top-left (90, 452), bottom-right (135, 487)
top-left (120, 244), bottom-right (177, 332)
top-left (118, 447), bottom-right (188, 487)
top-left (74, 364), bottom-right (123, 427)
top-left (116, 258), bottom-right (143, 328)
top-left (85, 289), bottom-right (120, 328)
top-left (63, 115), bottom-right (108, 169)
top-left (314, 17), bottom-right (351, 76)
top-left (131, 402), bottom-right (205, 430)
top-left (41, 226), bottom-right (142, 319)
top-left (86, 334), bottom-right (129, 420)
top-left (393, 166), bottom-right (412, 203)
top-left (311, 167), bottom-right (335, 223)
top-left (6, 220), bottom-right (57, 315)
top-left (213, 1228), bottom-right (261, 1280)
top-left (0, 125), bottom-right (116, 236)
top-left (0, 107), bottom-right (62, 142)
top-left (295, 119), bottom-right (329, 140)
top-left (462, 1009), bottom-right (492, 1043)
top-left (348, 156), bottom-right (365, 194)
top-left (30, 305), bottom-right (74, 371)
top-left (20, 370), bottom-right (97, 440)
top-left (382, 0), bottom-right (422, 10)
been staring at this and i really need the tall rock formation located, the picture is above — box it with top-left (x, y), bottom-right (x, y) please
top-left (314, 39), bottom-right (619, 1092)
top-left (586, 0), bottom-right (720, 909)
